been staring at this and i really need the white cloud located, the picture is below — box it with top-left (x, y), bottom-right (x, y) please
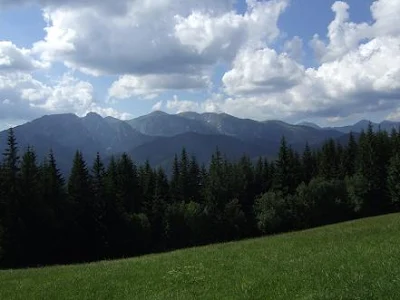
top-left (174, 0), bottom-right (288, 58)
top-left (165, 94), bottom-right (222, 114)
top-left (223, 47), bottom-right (305, 95)
top-left (27, 0), bottom-right (287, 79)
top-left (166, 95), bottom-right (200, 113)
top-left (108, 74), bottom-right (211, 100)
top-left (0, 41), bottom-right (47, 71)
top-left (283, 36), bottom-right (304, 61)
top-left (2, 0), bottom-right (400, 125)
top-left (218, 0), bottom-right (400, 122)
top-left (387, 109), bottom-right (400, 121)
top-left (151, 101), bottom-right (163, 112)
top-left (0, 71), bottom-right (129, 122)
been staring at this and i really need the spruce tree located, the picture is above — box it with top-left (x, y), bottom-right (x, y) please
top-left (388, 153), bottom-right (400, 211)
top-left (1, 128), bottom-right (21, 267)
top-left (302, 142), bottom-right (315, 183)
top-left (273, 137), bottom-right (290, 194)
top-left (343, 132), bottom-right (358, 176)
top-left (169, 154), bottom-right (181, 203)
top-left (188, 155), bottom-right (201, 203)
top-left (116, 153), bottom-right (139, 214)
top-left (90, 153), bottom-right (107, 257)
top-left (19, 147), bottom-right (42, 265)
top-left (38, 150), bottom-right (67, 264)
top-left (67, 151), bottom-right (95, 261)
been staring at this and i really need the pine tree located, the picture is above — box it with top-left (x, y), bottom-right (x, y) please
top-left (388, 153), bottom-right (400, 211)
top-left (188, 155), bottom-right (201, 203)
top-left (343, 132), bottom-right (358, 176)
top-left (319, 138), bottom-right (338, 179)
top-left (253, 157), bottom-right (264, 196)
top-left (169, 154), bottom-right (181, 203)
top-left (149, 167), bottom-right (169, 250)
top-left (19, 147), bottom-right (42, 265)
top-left (116, 153), bottom-right (140, 214)
top-left (67, 151), bottom-right (95, 261)
top-left (1, 128), bottom-right (21, 267)
top-left (236, 155), bottom-right (255, 219)
top-left (103, 156), bottom-right (126, 257)
top-left (273, 137), bottom-right (291, 194)
top-left (38, 150), bottom-right (67, 264)
top-left (289, 149), bottom-right (302, 192)
top-left (302, 142), bottom-right (315, 183)
top-left (90, 153), bottom-right (107, 257)
top-left (179, 148), bottom-right (190, 203)
top-left (139, 160), bottom-right (155, 215)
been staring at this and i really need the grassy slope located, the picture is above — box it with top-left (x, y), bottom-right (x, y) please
top-left (1, 213), bottom-right (400, 300)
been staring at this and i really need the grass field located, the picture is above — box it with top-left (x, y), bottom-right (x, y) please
top-left (1, 213), bottom-right (400, 299)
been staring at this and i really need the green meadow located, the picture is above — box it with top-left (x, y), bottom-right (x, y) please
top-left (1, 213), bottom-right (400, 300)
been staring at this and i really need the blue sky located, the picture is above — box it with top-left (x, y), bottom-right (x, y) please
top-left (0, 0), bottom-right (399, 129)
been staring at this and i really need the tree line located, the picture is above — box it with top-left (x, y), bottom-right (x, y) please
top-left (0, 124), bottom-right (399, 268)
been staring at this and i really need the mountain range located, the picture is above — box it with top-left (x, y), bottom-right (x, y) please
top-left (0, 111), bottom-right (398, 175)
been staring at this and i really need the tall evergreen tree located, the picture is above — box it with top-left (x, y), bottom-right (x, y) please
top-left (90, 153), bottom-right (108, 257)
top-left (169, 154), bottom-right (181, 203)
top-left (116, 153), bottom-right (139, 214)
top-left (388, 153), bottom-right (400, 211)
top-left (273, 137), bottom-right (291, 194)
top-left (67, 151), bottom-right (96, 261)
top-left (319, 139), bottom-right (338, 179)
top-left (343, 132), bottom-right (358, 176)
top-left (38, 150), bottom-right (67, 264)
top-left (188, 155), bottom-right (201, 203)
top-left (18, 147), bottom-right (42, 265)
top-left (0, 128), bottom-right (21, 267)
top-left (302, 142), bottom-right (315, 183)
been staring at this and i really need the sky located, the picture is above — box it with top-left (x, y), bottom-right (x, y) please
top-left (0, 0), bottom-right (399, 129)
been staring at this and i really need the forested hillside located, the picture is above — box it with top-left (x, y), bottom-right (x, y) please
top-left (0, 123), bottom-right (399, 268)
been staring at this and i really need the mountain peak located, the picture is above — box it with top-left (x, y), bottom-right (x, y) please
top-left (84, 112), bottom-right (103, 119)
top-left (298, 121), bottom-right (321, 129)
top-left (149, 110), bottom-right (168, 116)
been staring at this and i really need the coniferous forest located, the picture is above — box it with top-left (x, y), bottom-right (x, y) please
top-left (0, 124), bottom-right (400, 269)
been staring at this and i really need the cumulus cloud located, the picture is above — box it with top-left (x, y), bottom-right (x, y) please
top-left (218, 0), bottom-right (400, 122)
top-left (283, 36), bottom-right (304, 62)
top-left (0, 41), bottom-right (47, 71)
top-left (165, 94), bottom-right (223, 114)
top-left (0, 71), bottom-right (130, 123)
top-left (166, 95), bottom-right (201, 113)
top-left (108, 74), bottom-right (211, 100)
top-left (2, 0), bottom-right (400, 125)
top-left (30, 0), bottom-right (237, 74)
top-left (223, 47), bottom-right (305, 95)
top-left (27, 0), bottom-right (288, 100)
top-left (151, 101), bottom-right (163, 112)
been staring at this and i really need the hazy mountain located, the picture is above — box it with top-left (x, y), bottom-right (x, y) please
top-left (2, 111), bottom-right (385, 175)
top-left (0, 112), bottom-right (152, 174)
top-left (128, 132), bottom-right (277, 173)
top-left (297, 121), bottom-right (321, 129)
top-left (330, 120), bottom-right (400, 133)
top-left (127, 111), bottom-right (217, 136)
top-left (172, 111), bottom-right (342, 145)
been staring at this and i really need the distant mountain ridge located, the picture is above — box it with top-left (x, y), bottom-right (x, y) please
top-left (0, 111), bottom-right (398, 174)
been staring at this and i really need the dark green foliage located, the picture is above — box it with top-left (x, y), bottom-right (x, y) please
top-left (67, 151), bottom-right (98, 261)
top-left (0, 128), bottom-right (21, 267)
top-left (345, 174), bottom-right (368, 214)
top-left (38, 150), bottom-right (67, 264)
top-left (273, 137), bottom-right (291, 194)
top-left (0, 125), bottom-right (399, 269)
top-left (388, 154), bottom-right (400, 210)
top-left (254, 191), bottom-right (288, 234)
top-left (302, 142), bottom-right (315, 184)
top-left (343, 132), bottom-right (358, 176)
